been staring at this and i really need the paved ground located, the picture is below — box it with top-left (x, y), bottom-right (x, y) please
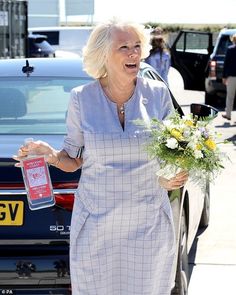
top-left (188, 115), bottom-right (236, 295)
top-left (168, 67), bottom-right (236, 295)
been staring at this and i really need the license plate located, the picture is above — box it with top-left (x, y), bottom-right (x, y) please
top-left (0, 201), bottom-right (24, 226)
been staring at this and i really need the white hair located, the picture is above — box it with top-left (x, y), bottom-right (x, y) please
top-left (82, 19), bottom-right (150, 79)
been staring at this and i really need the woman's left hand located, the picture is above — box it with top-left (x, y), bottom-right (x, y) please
top-left (13, 140), bottom-right (57, 167)
top-left (158, 170), bottom-right (189, 191)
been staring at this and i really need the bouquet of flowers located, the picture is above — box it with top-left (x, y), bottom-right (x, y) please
top-left (141, 111), bottom-right (228, 185)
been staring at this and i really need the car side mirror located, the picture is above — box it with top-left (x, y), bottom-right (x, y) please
top-left (190, 103), bottom-right (218, 119)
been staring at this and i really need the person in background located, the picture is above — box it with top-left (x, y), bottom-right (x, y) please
top-left (145, 34), bottom-right (171, 84)
top-left (151, 26), bottom-right (163, 36)
top-left (14, 19), bottom-right (188, 295)
top-left (222, 33), bottom-right (236, 121)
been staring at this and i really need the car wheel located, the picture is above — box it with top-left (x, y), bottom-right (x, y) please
top-left (171, 208), bottom-right (189, 295)
top-left (200, 183), bottom-right (210, 228)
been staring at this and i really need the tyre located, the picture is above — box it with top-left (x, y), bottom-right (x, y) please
top-left (171, 209), bottom-right (189, 295)
top-left (200, 183), bottom-right (210, 228)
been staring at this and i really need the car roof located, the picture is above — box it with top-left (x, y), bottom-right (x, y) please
top-left (219, 28), bottom-right (236, 36)
top-left (28, 34), bottom-right (48, 40)
top-left (0, 57), bottom-right (149, 78)
top-left (29, 26), bottom-right (93, 31)
top-left (0, 57), bottom-right (90, 78)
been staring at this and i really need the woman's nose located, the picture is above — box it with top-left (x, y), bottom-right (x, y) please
top-left (128, 47), bottom-right (138, 57)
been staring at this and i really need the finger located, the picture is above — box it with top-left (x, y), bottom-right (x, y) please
top-left (169, 177), bottom-right (185, 184)
top-left (14, 162), bottom-right (23, 168)
top-left (18, 145), bottom-right (32, 157)
top-left (13, 155), bottom-right (22, 161)
top-left (174, 172), bottom-right (189, 182)
top-left (12, 155), bottom-right (28, 167)
top-left (176, 170), bottom-right (189, 178)
top-left (175, 176), bottom-right (188, 184)
top-left (169, 178), bottom-right (186, 189)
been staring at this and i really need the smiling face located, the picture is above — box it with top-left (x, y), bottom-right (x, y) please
top-left (105, 27), bottom-right (142, 82)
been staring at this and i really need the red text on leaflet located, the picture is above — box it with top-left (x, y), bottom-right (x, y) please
top-left (23, 156), bottom-right (52, 201)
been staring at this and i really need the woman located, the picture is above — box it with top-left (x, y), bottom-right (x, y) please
top-left (14, 20), bottom-right (188, 295)
top-left (222, 33), bottom-right (236, 121)
top-left (145, 35), bottom-right (171, 84)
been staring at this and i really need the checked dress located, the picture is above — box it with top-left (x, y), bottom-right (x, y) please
top-left (63, 77), bottom-right (176, 295)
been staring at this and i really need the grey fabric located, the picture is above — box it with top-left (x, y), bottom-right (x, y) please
top-left (65, 77), bottom-right (176, 294)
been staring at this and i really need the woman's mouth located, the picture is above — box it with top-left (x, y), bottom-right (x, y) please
top-left (125, 63), bottom-right (137, 69)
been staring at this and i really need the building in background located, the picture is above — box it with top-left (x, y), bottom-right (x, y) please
top-left (64, 0), bottom-right (94, 24)
top-left (28, 0), bottom-right (60, 27)
top-left (28, 0), bottom-right (94, 27)
top-left (0, 0), bottom-right (94, 59)
top-left (0, 0), bottom-right (28, 59)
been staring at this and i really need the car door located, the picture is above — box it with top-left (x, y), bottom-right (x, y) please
top-left (170, 30), bottom-right (213, 91)
top-left (140, 64), bottom-right (184, 117)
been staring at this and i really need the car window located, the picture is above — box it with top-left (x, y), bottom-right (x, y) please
top-left (215, 35), bottom-right (232, 55)
top-left (32, 31), bottom-right (59, 45)
top-left (0, 77), bottom-right (91, 135)
top-left (140, 69), bottom-right (162, 81)
top-left (175, 32), bottom-right (209, 54)
top-left (140, 67), bottom-right (184, 116)
top-left (33, 40), bottom-right (54, 51)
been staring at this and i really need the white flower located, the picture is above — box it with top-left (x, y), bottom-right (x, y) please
top-left (194, 129), bottom-right (202, 138)
top-left (187, 141), bottom-right (196, 150)
top-left (166, 138), bottom-right (178, 149)
top-left (135, 110), bottom-right (228, 186)
top-left (163, 120), bottom-right (171, 127)
top-left (194, 150), bottom-right (203, 159)
top-left (183, 129), bottom-right (191, 138)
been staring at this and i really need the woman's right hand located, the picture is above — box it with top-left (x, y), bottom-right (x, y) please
top-left (158, 170), bottom-right (189, 191)
top-left (13, 140), bottom-right (58, 167)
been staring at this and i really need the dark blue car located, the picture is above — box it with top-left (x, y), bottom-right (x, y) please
top-left (0, 57), bottom-right (217, 295)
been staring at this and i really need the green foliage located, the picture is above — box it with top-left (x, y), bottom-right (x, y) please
top-left (137, 111), bottom-right (228, 185)
top-left (144, 23), bottom-right (236, 33)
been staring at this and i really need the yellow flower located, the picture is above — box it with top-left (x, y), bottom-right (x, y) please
top-left (196, 143), bottom-right (202, 150)
top-left (185, 120), bottom-right (194, 127)
top-left (170, 128), bottom-right (183, 141)
top-left (204, 138), bottom-right (216, 150)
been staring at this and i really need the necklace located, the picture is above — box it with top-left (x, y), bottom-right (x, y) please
top-left (104, 80), bottom-right (136, 117)
top-left (105, 83), bottom-right (135, 105)
top-left (119, 105), bottom-right (125, 115)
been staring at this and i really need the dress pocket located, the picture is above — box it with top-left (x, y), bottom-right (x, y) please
top-left (160, 200), bottom-right (176, 255)
top-left (70, 196), bottom-right (90, 262)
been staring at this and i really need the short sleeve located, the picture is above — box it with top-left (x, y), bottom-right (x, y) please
top-left (63, 88), bottom-right (84, 158)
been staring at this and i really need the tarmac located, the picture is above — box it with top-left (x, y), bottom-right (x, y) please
top-left (168, 67), bottom-right (236, 295)
top-left (188, 114), bottom-right (236, 295)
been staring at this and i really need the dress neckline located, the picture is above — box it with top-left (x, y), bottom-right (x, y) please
top-left (97, 78), bottom-right (139, 132)
top-left (97, 78), bottom-right (139, 108)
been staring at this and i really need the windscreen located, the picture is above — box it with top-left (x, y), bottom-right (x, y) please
top-left (0, 77), bottom-right (91, 134)
top-left (216, 35), bottom-right (233, 55)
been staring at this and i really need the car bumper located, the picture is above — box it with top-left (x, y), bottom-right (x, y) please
top-left (0, 246), bottom-right (70, 283)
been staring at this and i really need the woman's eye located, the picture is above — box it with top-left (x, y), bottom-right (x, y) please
top-left (119, 44), bottom-right (141, 51)
top-left (120, 45), bottom-right (128, 50)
